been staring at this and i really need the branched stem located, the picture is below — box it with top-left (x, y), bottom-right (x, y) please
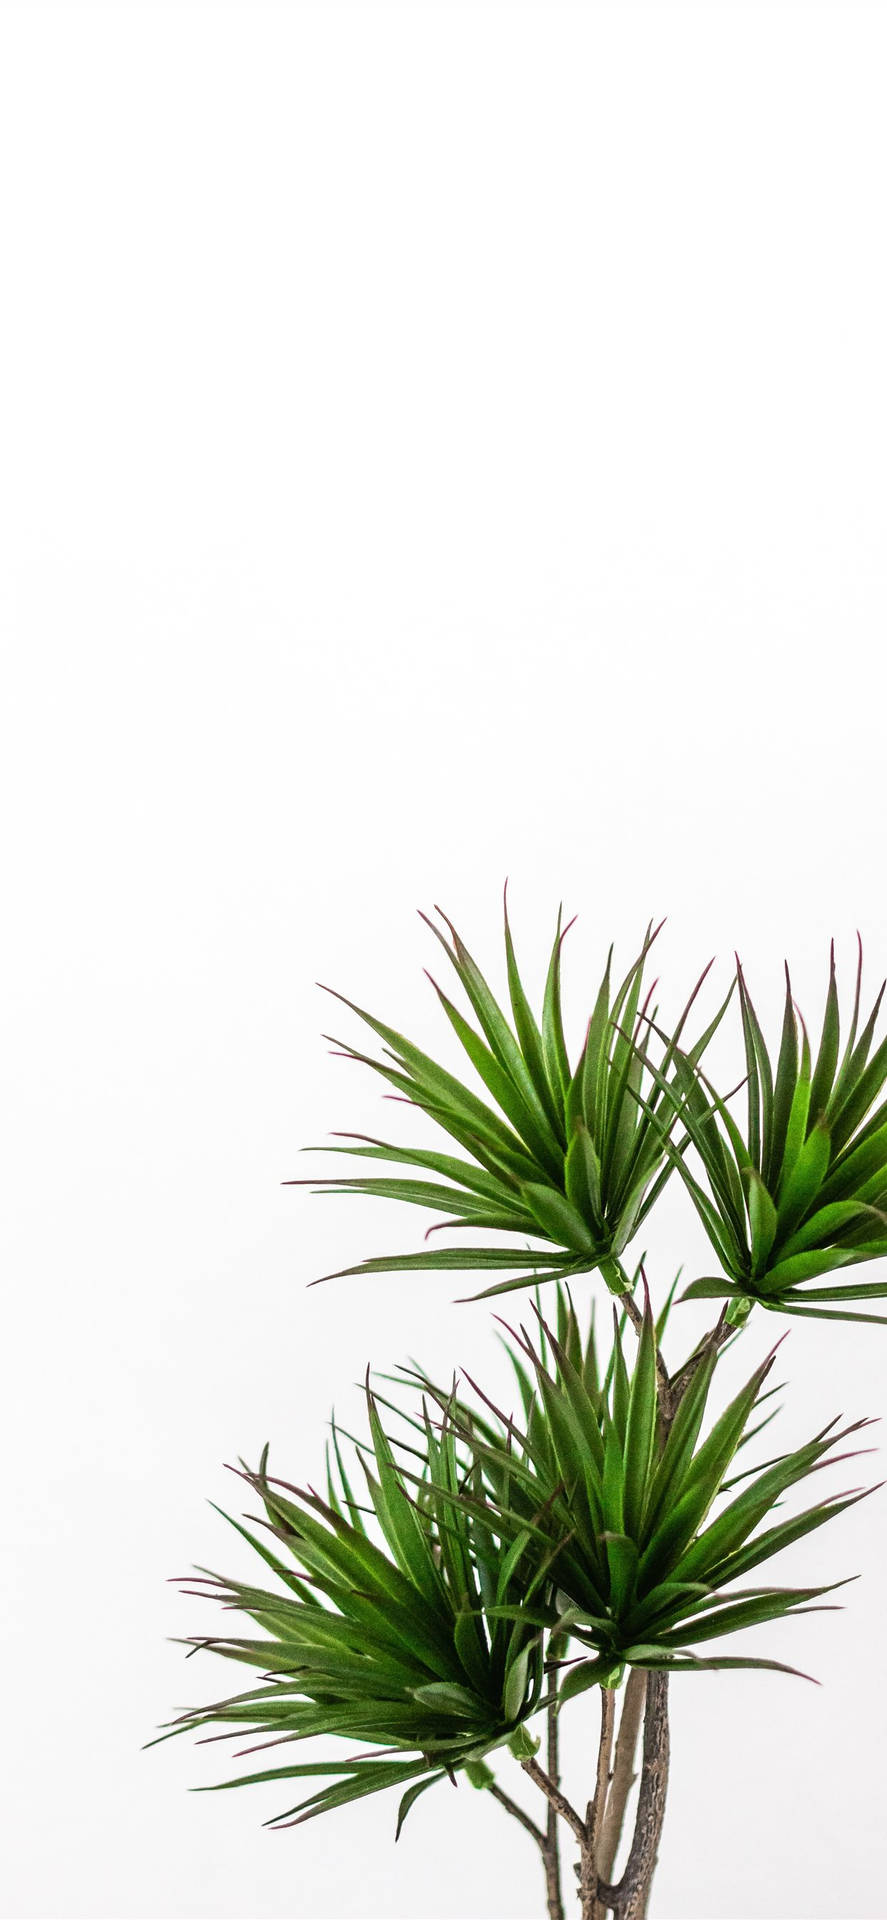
top-left (521, 1757), bottom-right (587, 1847)
top-left (590, 1686), bottom-right (616, 1847)
top-left (487, 1782), bottom-right (546, 1849)
top-left (492, 1635), bottom-right (570, 1920)
top-left (486, 1638), bottom-right (567, 1920)
top-left (488, 1765), bottom-right (564, 1920)
top-left (584, 1295), bottom-right (733, 1917)
top-left (578, 1686), bottom-right (616, 1919)
top-left (515, 1295), bottom-right (739, 1917)
top-left (598, 1672), bottom-right (670, 1920)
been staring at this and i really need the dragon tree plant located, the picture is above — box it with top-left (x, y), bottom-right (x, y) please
top-left (154, 894), bottom-right (887, 1919)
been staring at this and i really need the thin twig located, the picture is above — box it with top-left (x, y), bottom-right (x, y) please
top-left (521, 1757), bottom-right (587, 1846)
top-left (543, 1648), bottom-right (566, 1920)
top-left (488, 1760), bottom-right (563, 1920)
top-left (588, 1685), bottom-right (616, 1855)
top-left (579, 1687), bottom-right (616, 1919)
top-left (546, 1689), bottom-right (560, 1854)
top-left (487, 1782), bottom-right (546, 1849)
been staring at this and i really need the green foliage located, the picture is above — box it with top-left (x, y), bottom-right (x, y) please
top-left (157, 1287), bottom-right (875, 1832)
top-left (158, 907), bottom-right (887, 1853)
top-left (644, 942), bottom-right (887, 1322)
top-left (289, 893), bottom-right (731, 1302)
top-left (410, 1289), bottom-right (874, 1682)
top-left (152, 1388), bottom-right (550, 1832)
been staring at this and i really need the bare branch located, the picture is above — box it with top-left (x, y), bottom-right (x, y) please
top-left (579, 1687), bottom-right (616, 1918)
top-left (487, 1782), bottom-right (546, 1850)
top-left (598, 1671), bottom-right (670, 1920)
top-left (521, 1757), bottom-right (587, 1846)
top-left (544, 1651), bottom-right (566, 1920)
top-left (588, 1685), bottom-right (616, 1855)
top-left (596, 1666), bottom-right (646, 1885)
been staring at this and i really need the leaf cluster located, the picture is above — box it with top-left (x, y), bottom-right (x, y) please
top-left (413, 1290), bottom-right (873, 1691)
top-left (648, 943), bottom-right (887, 1323)
top-left (292, 894), bottom-right (729, 1303)
top-left (157, 1288), bottom-right (874, 1832)
top-left (154, 1387), bottom-right (551, 1832)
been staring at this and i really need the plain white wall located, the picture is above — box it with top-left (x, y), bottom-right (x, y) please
top-left (2, 3), bottom-right (887, 1916)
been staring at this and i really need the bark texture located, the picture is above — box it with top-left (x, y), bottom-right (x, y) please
top-left (607, 1671), bottom-right (670, 1920)
top-left (578, 1688), bottom-right (615, 1920)
top-left (576, 1671), bottom-right (669, 1920)
top-left (595, 1666), bottom-right (646, 1885)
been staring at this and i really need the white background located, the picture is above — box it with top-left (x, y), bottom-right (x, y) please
top-left (2, 3), bottom-right (887, 1916)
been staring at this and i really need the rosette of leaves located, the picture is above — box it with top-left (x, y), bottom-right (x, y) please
top-left (411, 1292), bottom-right (875, 1691)
top-left (642, 941), bottom-right (887, 1324)
top-left (152, 1383), bottom-right (553, 1833)
top-left (290, 895), bottom-right (730, 1302)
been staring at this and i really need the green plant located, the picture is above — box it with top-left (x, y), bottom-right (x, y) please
top-left (306, 902), bottom-right (733, 1299)
top-left (647, 945), bottom-right (887, 1324)
top-left (156, 900), bottom-right (887, 1920)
